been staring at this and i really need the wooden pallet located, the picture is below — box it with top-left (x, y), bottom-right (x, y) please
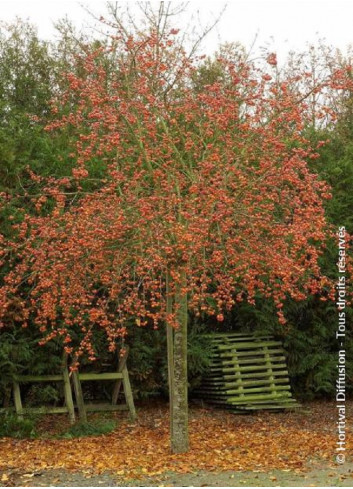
top-left (193, 333), bottom-right (300, 412)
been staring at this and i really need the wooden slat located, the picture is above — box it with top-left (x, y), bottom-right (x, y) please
top-left (224, 370), bottom-right (289, 380)
top-left (15, 375), bottom-right (63, 382)
top-left (225, 385), bottom-right (291, 395)
top-left (217, 341), bottom-right (283, 351)
top-left (220, 356), bottom-right (286, 366)
top-left (210, 350), bottom-right (285, 364)
top-left (221, 363), bottom-right (288, 373)
top-left (227, 392), bottom-right (291, 403)
top-left (223, 378), bottom-right (290, 388)
top-left (78, 372), bottom-right (123, 381)
top-left (19, 406), bottom-right (70, 414)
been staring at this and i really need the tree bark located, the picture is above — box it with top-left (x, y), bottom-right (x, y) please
top-left (170, 269), bottom-right (189, 453)
top-left (166, 271), bottom-right (175, 442)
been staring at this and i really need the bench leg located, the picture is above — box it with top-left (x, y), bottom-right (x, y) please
top-left (63, 367), bottom-right (75, 424)
top-left (122, 367), bottom-right (136, 421)
top-left (13, 382), bottom-right (23, 420)
top-left (111, 379), bottom-right (122, 405)
top-left (72, 371), bottom-right (87, 423)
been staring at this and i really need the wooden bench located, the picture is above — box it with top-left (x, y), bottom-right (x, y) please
top-left (9, 347), bottom-right (136, 422)
top-left (12, 355), bottom-right (76, 423)
top-left (71, 346), bottom-right (136, 422)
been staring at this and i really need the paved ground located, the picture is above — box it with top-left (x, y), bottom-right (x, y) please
top-left (2, 461), bottom-right (353, 487)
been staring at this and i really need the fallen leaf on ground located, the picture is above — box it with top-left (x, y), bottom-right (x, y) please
top-left (0, 402), bottom-right (351, 480)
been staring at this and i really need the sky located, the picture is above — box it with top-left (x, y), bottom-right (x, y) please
top-left (0, 0), bottom-right (352, 60)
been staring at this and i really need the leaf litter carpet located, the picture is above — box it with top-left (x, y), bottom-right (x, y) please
top-left (0, 402), bottom-right (350, 480)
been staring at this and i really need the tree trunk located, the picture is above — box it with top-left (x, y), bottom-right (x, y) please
top-left (170, 269), bottom-right (189, 453)
top-left (166, 271), bottom-right (175, 442)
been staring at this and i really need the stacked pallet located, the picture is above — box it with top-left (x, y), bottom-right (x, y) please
top-left (193, 332), bottom-right (300, 411)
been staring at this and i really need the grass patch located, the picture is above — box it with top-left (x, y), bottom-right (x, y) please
top-left (0, 413), bottom-right (38, 438)
top-left (59, 418), bottom-right (117, 438)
